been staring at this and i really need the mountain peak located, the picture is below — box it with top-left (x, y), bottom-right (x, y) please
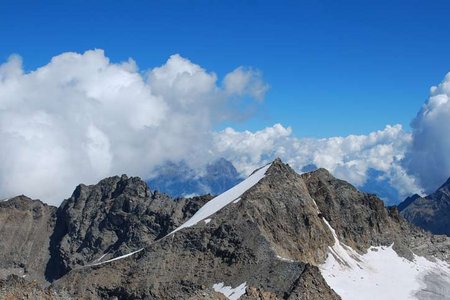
top-left (300, 167), bottom-right (338, 184)
top-left (265, 157), bottom-right (297, 176)
top-left (397, 193), bottom-right (422, 211)
top-left (2, 160), bottom-right (450, 299)
top-left (309, 167), bottom-right (332, 178)
top-left (0, 195), bottom-right (52, 210)
top-left (398, 175), bottom-right (450, 236)
top-left (437, 176), bottom-right (450, 193)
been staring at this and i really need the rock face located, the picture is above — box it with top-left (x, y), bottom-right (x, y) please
top-left (52, 160), bottom-right (342, 299)
top-left (1, 159), bottom-right (449, 299)
top-left (0, 196), bottom-right (56, 284)
top-left (46, 175), bottom-right (211, 281)
top-left (0, 275), bottom-right (68, 300)
top-left (398, 177), bottom-right (450, 236)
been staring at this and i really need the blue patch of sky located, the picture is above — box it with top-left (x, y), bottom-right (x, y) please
top-left (1, 0), bottom-right (450, 137)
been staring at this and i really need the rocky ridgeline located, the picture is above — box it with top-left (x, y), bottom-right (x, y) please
top-left (47, 175), bottom-right (211, 281)
top-left (0, 195), bottom-right (56, 284)
top-left (0, 159), bottom-right (449, 299)
top-left (398, 177), bottom-right (450, 236)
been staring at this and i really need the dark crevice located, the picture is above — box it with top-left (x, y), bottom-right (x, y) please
top-left (44, 207), bottom-right (69, 282)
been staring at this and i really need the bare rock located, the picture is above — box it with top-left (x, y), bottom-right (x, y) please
top-left (0, 196), bottom-right (56, 284)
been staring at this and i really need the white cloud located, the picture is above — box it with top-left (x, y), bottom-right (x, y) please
top-left (213, 72), bottom-right (450, 200)
top-left (404, 72), bottom-right (450, 193)
top-left (0, 50), bottom-right (267, 205)
top-left (223, 66), bottom-right (269, 101)
top-left (212, 124), bottom-right (292, 175)
top-left (2, 49), bottom-right (448, 206)
top-left (212, 124), bottom-right (422, 201)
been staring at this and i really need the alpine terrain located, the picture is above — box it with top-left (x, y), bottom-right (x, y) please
top-left (398, 177), bottom-right (450, 237)
top-left (0, 159), bottom-right (449, 299)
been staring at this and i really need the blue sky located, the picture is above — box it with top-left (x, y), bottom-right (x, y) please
top-left (1, 1), bottom-right (450, 203)
top-left (1, 0), bottom-right (450, 137)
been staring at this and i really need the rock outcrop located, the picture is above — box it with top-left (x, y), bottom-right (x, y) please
top-left (51, 160), bottom-right (450, 299)
top-left (46, 174), bottom-right (211, 281)
top-left (1, 159), bottom-right (449, 299)
top-left (398, 177), bottom-right (450, 236)
top-left (0, 196), bottom-right (56, 284)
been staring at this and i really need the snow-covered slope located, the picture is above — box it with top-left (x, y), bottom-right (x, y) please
top-left (170, 163), bottom-right (271, 234)
top-left (319, 217), bottom-right (450, 300)
top-left (88, 163), bottom-right (271, 266)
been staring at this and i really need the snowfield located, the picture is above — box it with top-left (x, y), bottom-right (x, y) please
top-left (170, 163), bottom-right (271, 234)
top-left (213, 282), bottom-right (247, 300)
top-left (319, 217), bottom-right (450, 300)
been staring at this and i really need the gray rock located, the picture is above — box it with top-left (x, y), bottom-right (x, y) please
top-left (2, 159), bottom-right (449, 299)
top-left (398, 177), bottom-right (450, 236)
top-left (46, 174), bottom-right (211, 281)
top-left (0, 195), bottom-right (56, 284)
top-left (51, 160), bottom-right (342, 299)
top-left (302, 167), bottom-right (450, 262)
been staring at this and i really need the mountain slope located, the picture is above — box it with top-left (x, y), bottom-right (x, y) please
top-left (0, 196), bottom-right (56, 284)
top-left (46, 175), bottom-right (212, 281)
top-left (52, 159), bottom-right (450, 299)
top-left (398, 177), bottom-right (450, 236)
top-left (53, 160), bottom-right (341, 299)
top-left (1, 159), bottom-right (450, 299)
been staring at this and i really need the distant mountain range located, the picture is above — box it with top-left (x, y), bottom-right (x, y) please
top-left (398, 177), bottom-right (450, 236)
top-left (147, 158), bottom-right (242, 197)
top-left (1, 159), bottom-right (449, 299)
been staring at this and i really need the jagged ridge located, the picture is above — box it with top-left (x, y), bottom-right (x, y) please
top-left (1, 159), bottom-right (449, 299)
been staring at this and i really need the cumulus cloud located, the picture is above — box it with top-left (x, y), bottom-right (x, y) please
top-left (404, 72), bottom-right (450, 193)
top-left (2, 49), bottom-right (448, 206)
top-left (223, 66), bottom-right (269, 101)
top-left (212, 124), bottom-right (422, 201)
top-left (212, 72), bottom-right (450, 201)
top-left (0, 50), bottom-right (267, 205)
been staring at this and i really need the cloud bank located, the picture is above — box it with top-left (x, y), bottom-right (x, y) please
top-left (404, 72), bottom-right (450, 193)
top-left (211, 73), bottom-right (450, 201)
top-left (212, 124), bottom-right (422, 203)
top-left (0, 50), bottom-right (267, 204)
top-left (1, 50), bottom-right (449, 205)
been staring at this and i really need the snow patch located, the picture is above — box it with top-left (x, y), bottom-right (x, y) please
top-left (170, 163), bottom-right (271, 235)
top-left (319, 217), bottom-right (450, 300)
top-left (276, 255), bottom-right (295, 262)
top-left (204, 218), bottom-right (211, 224)
top-left (213, 282), bottom-right (247, 300)
top-left (95, 253), bottom-right (109, 263)
top-left (87, 248), bottom-right (143, 267)
top-left (311, 198), bottom-right (320, 213)
top-left (233, 197), bottom-right (241, 203)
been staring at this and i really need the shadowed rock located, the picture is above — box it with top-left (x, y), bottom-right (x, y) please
top-left (1, 159), bottom-right (449, 299)
top-left (0, 196), bottom-right (56, 284)
top-left (399, 177), bottom-right (450, 236)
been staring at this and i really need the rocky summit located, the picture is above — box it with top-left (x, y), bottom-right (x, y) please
top-left (398, 177), bottom-right (450, 236)
top-left (1, 159), bottom-right (450, 299)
